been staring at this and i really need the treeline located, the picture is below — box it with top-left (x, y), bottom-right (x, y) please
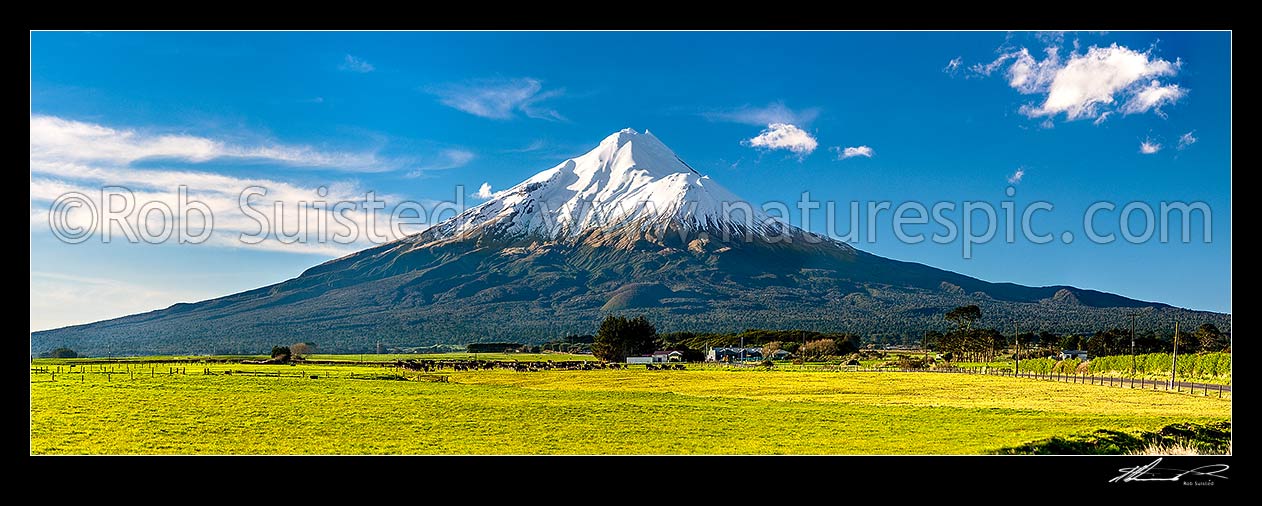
top-left (1014, 323), bottom-right (1230, 356)
top-left (1015, 352), bottom-right (1231, 379)
top-left (659, 329), bottom-right (862, 359)
top-left (541, 334), bottom-right (594, 353)
top-left (921, 305), bottom-right (1229, 363)
top-left (466, 343), bottom-right (525, 353)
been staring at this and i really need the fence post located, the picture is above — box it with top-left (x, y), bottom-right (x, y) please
top-left (1219, 383), bottom-right (1223, 398)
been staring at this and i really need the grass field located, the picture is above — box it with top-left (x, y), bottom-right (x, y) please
top-left (29, 361), bottom-right (1229, 454)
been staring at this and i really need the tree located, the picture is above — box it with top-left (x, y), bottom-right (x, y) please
top-left (592, 315), bottom-right (657, 362)
top-left (41, 347), bottom-right (78, 359)
top-left (763, 341), bottom-right (783, 358)
top-left (271, 346), bottom-right (291, 359)
top-left (834, 333), bottom-right (862, 355)
top-left (1038, 332), bottom-right (1060, 352)
top-left (290, 342), bottom-right (313, 358)
top-left (981, 328), bottom-right (1006, 362)
top-left (945, 305), bottom-right (982, 332)
top-left (799, 339), bottom-right (839, 361)
top-left (1194, 323), bottom-right (1223, 352)
top-left (1086, 328), bottom-right (1125, 358)
top-left (922, 330), bottom-right (944, 350)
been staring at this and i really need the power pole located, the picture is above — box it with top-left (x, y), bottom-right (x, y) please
top-left (1170, 320), bottom-right (1179, 389)
top-left (1013, 323), bottom-right (1019, 375)
top-left (1127, 312), bottom-right (1139, 377)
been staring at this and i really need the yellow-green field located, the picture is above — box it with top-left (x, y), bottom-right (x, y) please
top-left (29, 361), bottom-right (1229, 454)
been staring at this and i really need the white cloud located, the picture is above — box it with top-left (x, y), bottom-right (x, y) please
top-left (943, 57), bottom-right (963, 75)
top-left (430, 78), bottom-right (564, 121)
top-left (1178, 131), bottom-right (1198, 150)
top-left (975, 43), bottom-right (1185, 122)
top-left (30, 115), bottom-right (390, 172)
top-left (1007, 168), bottom-right (1025, 184)
top-left (1121, 80), bottom-right (1186, 116)
top-left (27, 116), bottom-right (472, 256)
top-left (1093, 111), bottom-right (1113, 125)
top-left (30, 271), bottom-right (222, 331)
top-left (743, 123), bottom-right (818, 156)
top-left (831, 145), bottom-right (874, 159)
top-left (404, 149), bottom-right (475, 178)
top-left (704, 102), bottom-right (820, 126)
top-left (1140, 141), bottom-right (1162, 154)
top-left (339, 54), bottom-right (374, 73)
top-left (473, 182), bottom-right (494, 199)
top-left (27, 157), bottom-right (443, 256)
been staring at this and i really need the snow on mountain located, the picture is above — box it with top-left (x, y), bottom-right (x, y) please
top-left (423, 128), bottom-right (821, 246)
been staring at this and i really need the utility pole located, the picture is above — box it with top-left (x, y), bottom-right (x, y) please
top-left (1170, 319), bottom-right (1179, 389)
top-left (1014, 323), bottom-right (1019, 376)
top-left (1127, 312), bottom-right (1139, 377)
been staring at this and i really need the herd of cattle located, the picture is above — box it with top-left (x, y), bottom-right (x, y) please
top-left (392, 359), bottom-right (685, 373)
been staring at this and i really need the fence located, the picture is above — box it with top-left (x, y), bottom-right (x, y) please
top-left (821, 365), bottom-right (1230, 398)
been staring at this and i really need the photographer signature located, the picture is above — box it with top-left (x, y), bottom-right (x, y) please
top-left (1110, 458), bottom-right (1229, 483)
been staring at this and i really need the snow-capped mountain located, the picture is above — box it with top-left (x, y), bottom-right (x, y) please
top-left (421, 128), bottom-right (825, 250)
top-left (32, 129), bottom-right (1215, 356)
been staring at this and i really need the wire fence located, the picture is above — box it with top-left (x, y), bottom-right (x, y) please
top-left (815, 365), bottom-right (1231, 398)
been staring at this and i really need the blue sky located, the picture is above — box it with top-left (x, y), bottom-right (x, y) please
top-left (29, 31), bottom-right (1231, 330)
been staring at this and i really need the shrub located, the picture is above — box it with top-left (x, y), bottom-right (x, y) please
top-left (40, 347), bottom-right (78, 359)
top-left (799, 339), bottom-right (839, 361)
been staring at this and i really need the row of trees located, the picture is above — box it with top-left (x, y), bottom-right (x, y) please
top-left (590, 316), bottom-right (866, 362)
top-left (922, 305), bottom-right (1230, 361)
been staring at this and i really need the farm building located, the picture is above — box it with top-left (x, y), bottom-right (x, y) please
top-left (769, 349), bottom-right (794, 360)
top-left (651, 350), bottom-right (684, 363)
top-left (626, 356), bottom-right (654, 365)
top-left (705, 347), bottom-right (764, 362)
top-left (1059, 350), bottom-right (1089, 360)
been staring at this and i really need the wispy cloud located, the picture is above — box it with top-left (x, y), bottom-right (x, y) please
top-left (27, 116), bottom-right (468, 256)
top-left (1178, 131), bottom-right (1198, 150)
top-left (831, 145), bottom-right (874, 160)
top-left (30, 115), bottom-right (392, 172)
top-left (743, 123), bottom-right (818, 157)
top-left (339, 54), bottom-right (375, 73)
top-left (429, 78), bottom-right (564, 121)
top-left (404, 149), bottom-right (476, 178)
top-left (473, 182), bottom-right (494, 199)
top-left (30, 271), bottom-right (221, 331)
top-left (1140, 140), bottom-right (1162, 154)
top-left (1007, 168), bottom-right (1026, 184)
top-left (29, 161), bottom-right (417, 256)
top-left (1120, 80), bottom-right (1186, 117)
top-left (502, 139), bottom-right (546, 153)
top-left (943, 56), bottom-right (963, 75)
top-left (972, 42), bottom-right (1186, 122)
top-left (704, 101), bottom-right (820, 126)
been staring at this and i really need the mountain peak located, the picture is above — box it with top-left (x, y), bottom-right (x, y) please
top-left (587, 128), bottom-right (687, 178)
top-left (421, 129), bottom-right (792, 247)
